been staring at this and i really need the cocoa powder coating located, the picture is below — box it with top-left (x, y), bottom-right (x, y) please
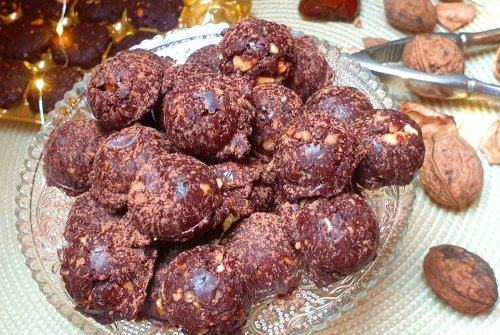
top-left (162, 73), bottom-right (254, 162)
top-left (249, 84), bottom-right (303, 160)
top-left (159, 245), bottom-right (252, 335)
top-left (88, 50), bottom-right (165, 129)
top-left (43, 119), bottom-right (110, 196)
top-left (286, 36), bottom-right (335, 101)
top-left (224, 212), bottom-right (301, 302)
top-left (127, 153), bottom-right (222, 242)
top-left (219, 18), bottom-right (295, 84)
top-left (294, 194), bottom-right (380, 287)
top-left (354, 108), bottom-right (425, 189)
top-left (273, 111), bottom-right (363, 202)
top-left (90, 126), bottom-right (174, 212)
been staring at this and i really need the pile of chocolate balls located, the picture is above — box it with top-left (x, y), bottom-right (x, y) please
top-left (43, 18), bottom-right (425, 335)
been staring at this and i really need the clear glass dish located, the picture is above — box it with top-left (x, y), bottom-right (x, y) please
top-left (15, 23), bottom-right (416, 335)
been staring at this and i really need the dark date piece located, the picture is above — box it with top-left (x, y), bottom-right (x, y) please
top-left (299, 0), bottom-right (360, 22)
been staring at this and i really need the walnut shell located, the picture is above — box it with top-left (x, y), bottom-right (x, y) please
top-left (479, 119), bottom-right (500, 165)
top-left (419, 131), bottom-right (483, 210)
top-left (435, 3), bottom-right (476, 32)
top-left (424, 245), bottom-right (498, 315)
top-left (403, 35), bottom-right (465, 75)
top-left (494, 46), bottom-right (500, 80)
top-left (384, 0), bottom-right (436, 33)
top-left (401, 102), bottom-right (456, 141)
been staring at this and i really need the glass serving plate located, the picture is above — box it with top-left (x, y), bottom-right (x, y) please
top-left (15, 23), bottom-right (416, 335)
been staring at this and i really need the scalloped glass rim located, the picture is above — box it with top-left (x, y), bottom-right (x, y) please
top-left (15, 23), bottom-right (416, 335)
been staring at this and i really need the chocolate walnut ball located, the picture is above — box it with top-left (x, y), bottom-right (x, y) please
top-left (161, 73), bottom-right (254, 162)
top-left (286, 36), bottom-right (335, 101)
top-left (88, 49), bottom-right (166, 129)
top-left (158, 245), bottom-right (252, 335)
top-left (63, 192), bottom-right (123, 243)
top-left (59, 221), bottom-right (156, 324)
top-left (90, 126), bottom-right (174, 213)
top-left (211, 160), bottom-right (274, 222)
top-left (43, 119), bottom-right (109, 197)
top-left (186, 44), bottom-right (221, 73)
top-left (219, 18), bottom-right (295, 85)
top-left (305, 85), bottom-right (373, 123)
top-left (273, 111), bottom-right (363, 202)
top-left (249, 84), bottom-right (303, 160)
top-left (141, 246), bottom-right (186, 327)
top-left (353, 109), bottom-right (425, 189)
top-left (224, 212), bottom-right (301, 302)
top-left (127, 153), bottom-right (222, 242)
top-left (294, 194), bottom-right (380, 287)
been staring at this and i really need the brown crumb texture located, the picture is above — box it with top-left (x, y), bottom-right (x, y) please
top-left (88, 49), bottom-right (165, 129)
top-left (43, 119), bottom-right (110, 196)
top-left (128, 153), bottom-right (222, 242)
top-left (186, 44), bottom-right (221, 73)
top-left (90, 126), bottom-right (174, 213)
top-left (0, 0), bottom-right (18, 15)
top-left (305, 85), bottom-right (373, 123)
top-left (294, 194), bottom-right (380, 287)
top-left (162, 73), bottom-right (254, 162)
top-left (159, 245), bottom-right (252, 335)
top-left (354, 108), bottom-right (425, 189)
top-left (140, 246), bottom-right (187, 327)
top-left (286, 36), bottom-right (335, 101)
top-left (249, 84), bottom-right (304, 160)
top-left (224, 212), bottom-right (301, 302)
top-left (63, 192), bottom-right (124, 243)
top-left (211, 161), bottom-right (274, 221)
top-left (273, 111), bottom-right (363, 202)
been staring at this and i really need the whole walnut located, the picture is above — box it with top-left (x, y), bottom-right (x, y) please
top-left (419, 131), bottom-right (483, 211)
top-left (424, 245), bottom-right (498, 315)
top-left (384, 0), bottom-right (436, 33)
top-left (403, 35), bottom-right (465, 75)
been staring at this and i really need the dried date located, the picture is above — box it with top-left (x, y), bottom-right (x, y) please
top-left (299, 0), bottom-right (360, 22)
